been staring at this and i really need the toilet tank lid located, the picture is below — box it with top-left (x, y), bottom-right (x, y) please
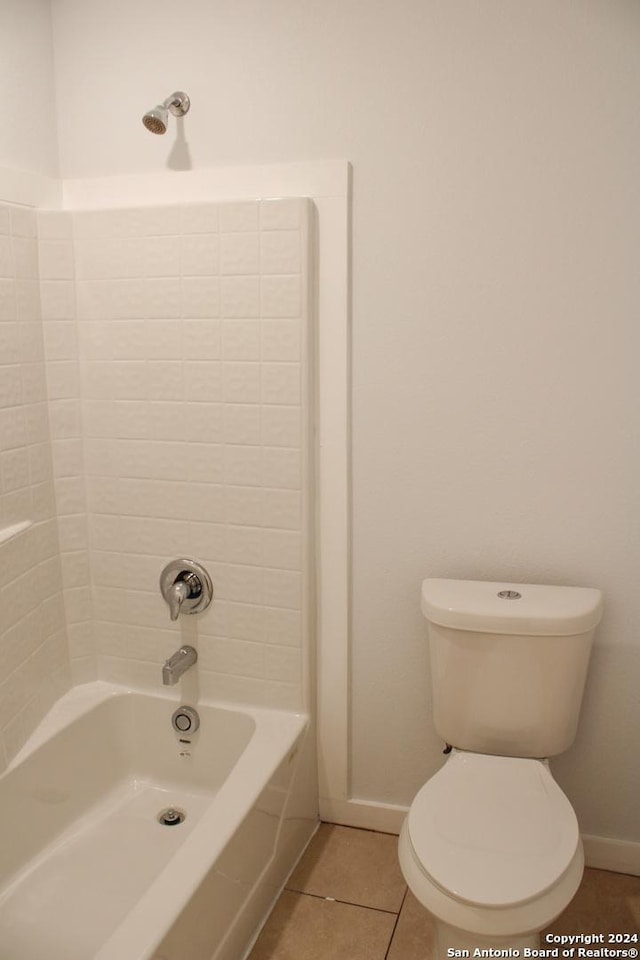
top-left (421, 578), bottom-right (603, 635)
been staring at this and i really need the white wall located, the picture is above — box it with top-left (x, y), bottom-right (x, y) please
top-left (0, 202), bottom-right (71, 769)
top-left (50, 1), bottom-right (640, 843)
top-left (0, 0), bottom-right (58, 177)
top-left (0, 1), bottom-right (65, 767)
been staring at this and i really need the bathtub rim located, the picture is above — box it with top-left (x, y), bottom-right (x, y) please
top-left (7, 680), bottom-right (306, 772)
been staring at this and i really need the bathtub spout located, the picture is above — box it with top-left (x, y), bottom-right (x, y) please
top-left (162, 645), bottom-right (198, 685)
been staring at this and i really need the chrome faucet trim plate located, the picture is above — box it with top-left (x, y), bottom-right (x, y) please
top-left (159, 558), bottom-right (213, 621)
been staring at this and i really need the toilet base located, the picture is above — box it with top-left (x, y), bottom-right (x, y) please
top-left (435, 919), bottom-right (539, 956)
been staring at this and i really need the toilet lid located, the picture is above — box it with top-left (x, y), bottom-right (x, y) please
top-left (407, 751), bottom-right (579, 908)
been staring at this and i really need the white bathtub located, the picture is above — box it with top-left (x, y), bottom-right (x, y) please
top-left (0, 682), bottom-right (318, 960)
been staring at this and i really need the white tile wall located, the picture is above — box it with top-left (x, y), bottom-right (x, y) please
top-left (0, 203), bottom-right (72, 769)
top-left (0, 197), bottom-right (312, 744)
top-left (70, 198), bottom-right (313, 709)
top-left (38, 210), bottom-right (96, 687)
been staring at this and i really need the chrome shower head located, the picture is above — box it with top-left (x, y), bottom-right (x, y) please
top-left (142, 91), bottom-right (190, 135)
top-left (143, 105), bottom-right (168, 135)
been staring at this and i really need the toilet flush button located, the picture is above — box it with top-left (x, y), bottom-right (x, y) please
top-left (497, 589), bottom-right (522, 600)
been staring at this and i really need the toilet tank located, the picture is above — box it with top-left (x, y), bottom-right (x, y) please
top-left (422, 579), bottom-right (603, 758)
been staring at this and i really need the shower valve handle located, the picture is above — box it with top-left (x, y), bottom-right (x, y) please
top-left (160, 559), bottom-right (213, 620)
top-left (167, 578), bottom-right (191, 621)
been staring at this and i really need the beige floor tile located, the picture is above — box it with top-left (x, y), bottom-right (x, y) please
top-left (544, 868), bottom-right (640, 934)
top-left (387, 891), bottom-right (436, 960)
top-left (386, 871), bottom-right (640, 956)
top-left (287, 823), bottom-right (407, 912)
top-left (248, 890), bottom-right (397, 960)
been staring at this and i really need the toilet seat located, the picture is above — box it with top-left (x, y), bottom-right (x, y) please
top-left (407, 750), bottom-right (579, 909)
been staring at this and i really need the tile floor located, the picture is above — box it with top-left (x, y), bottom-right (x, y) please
top-left (249, 824), bottom-right (640, 960)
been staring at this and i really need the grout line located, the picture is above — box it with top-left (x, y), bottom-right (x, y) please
top-left (284, 888), bottom-right (403, 917)
top-left (384, 887), bottom-right (408, 960)
top-left (320, 819), bottom-right (401, 838)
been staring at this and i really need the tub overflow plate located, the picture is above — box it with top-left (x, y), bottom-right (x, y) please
top-left (171, 705), bottom-right (200, 735)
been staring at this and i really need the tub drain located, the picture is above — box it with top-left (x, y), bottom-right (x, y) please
top-left (157, 807), bottom-right (186, 826)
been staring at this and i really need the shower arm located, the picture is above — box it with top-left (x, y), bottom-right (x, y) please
top-left (163, 91), bottom-right (190, 117)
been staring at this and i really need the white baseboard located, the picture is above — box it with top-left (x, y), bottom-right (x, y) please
top-left (320, 797), bottom-right (640, 877)
top-left (319, 797), bottom-right (408, 834)
top-left (582, 834), bottom-right (640, 877)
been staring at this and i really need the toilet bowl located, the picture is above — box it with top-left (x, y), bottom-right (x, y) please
top-left (399, 578), bottom-right (603, 955)
top-left (398, 750), bottom-right (584, 950)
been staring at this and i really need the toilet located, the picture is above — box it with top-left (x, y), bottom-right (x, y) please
top-left (398, 578), bottom-right (603, 954)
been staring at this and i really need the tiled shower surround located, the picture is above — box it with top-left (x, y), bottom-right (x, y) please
top-left (0, 203), bottom-right (71, 769)
top-left (8, 197), bottom-right (312, 730)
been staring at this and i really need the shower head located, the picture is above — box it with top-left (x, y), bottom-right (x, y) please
top-left (143, 105), bottom-right (168, 135)
top-left (142, 91), bottom-right (190, 135)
